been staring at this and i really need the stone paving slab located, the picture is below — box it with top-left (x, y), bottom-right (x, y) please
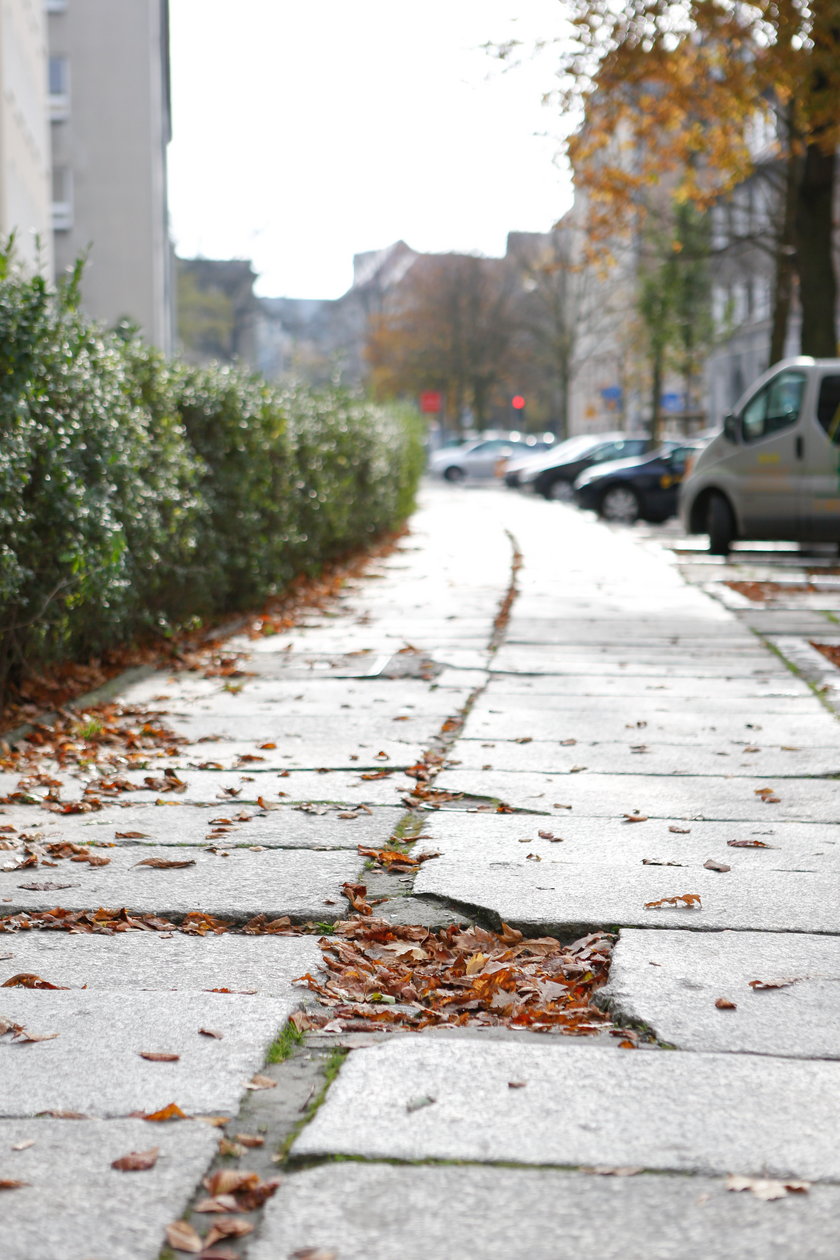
top-left (0, 1118), bottom-right (218, 1260)
top-left (488, 648), bottom-right (791, 679)
top-left (419, 811), bottom-right (840, 873)
top-left (293, 1036), bottom-right (840, 1179)
top-left (252, 1163), bottom-right (840, 1260)
top-left (434, 769), bottom-right (840, 822)
top-left (476, 674), bottom-right (814, 698)
top-left (452, 739), bottom-right (839, 777)
top-left (139, 709), bottom-right (445, 744)
top-left (121, 676), bottom-right (472, 714)
top-left (0, 933), bottom-right (321, 994)
top-left (0, 768), bottom-right (409, 806)
top-left (0, 844), bottom-right (361, 919)
top-left (464, 700), bottom-right (838, 743)
top-left (159, 736), bottom-right (423, 772)
top-left (0, 802), bottom-right (403, 849)
top-left (415, 850), bottom-right (840, 933)
top-left (603, 929), bottom-right (840, 1058)
top-left (0, 990), bottom-right (293, 1116)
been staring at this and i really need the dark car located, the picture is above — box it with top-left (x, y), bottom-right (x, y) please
top-left (573, 443), bottom-right (702, 523)
top-left (519, 433), bottom-right (651, 500)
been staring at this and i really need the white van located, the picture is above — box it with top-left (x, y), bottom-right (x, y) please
top-left (679, 357), bottom-right (840, 553)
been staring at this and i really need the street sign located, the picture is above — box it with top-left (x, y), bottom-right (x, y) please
top-left (420, 391), bottom-right (442, 414)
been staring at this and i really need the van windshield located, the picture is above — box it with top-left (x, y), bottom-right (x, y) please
top-left (817, 376), bottom-right (840, 444)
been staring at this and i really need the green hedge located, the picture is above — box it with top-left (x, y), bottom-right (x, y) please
top-left (0, 256), bottom-right (424, 700)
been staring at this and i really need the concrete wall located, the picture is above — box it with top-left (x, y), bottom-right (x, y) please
top-left (0, 0), bottom-right (52, 273)
top-left (49, 0), bottom-right (172, 349)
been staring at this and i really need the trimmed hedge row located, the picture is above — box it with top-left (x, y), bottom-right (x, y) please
top-left (0, 257), bottom-right (425, 699)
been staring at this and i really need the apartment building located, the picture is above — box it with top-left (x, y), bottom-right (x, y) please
top-left (47, 0), bottom-right (173, 349)
top-left (0, 0), bottom-right (52, 273)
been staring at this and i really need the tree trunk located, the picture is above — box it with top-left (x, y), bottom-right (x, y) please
top-left (795, 144), bottom-right (837, 357)
top-left (649, 350), bottom-right (663, 445)
top-left (769, 143), bottom-right (799, 365)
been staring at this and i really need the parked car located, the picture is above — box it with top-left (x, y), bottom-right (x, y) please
top-left (574, 443), bottom-right (703, 523)
top-left (428, 437), bottom-right (544, 482)
top-left (518, 433), bottom-right (651, 500)
top-left (504, 434), bottom-right (598, 488)
top-left (679, 357), bottom-right (840, 554)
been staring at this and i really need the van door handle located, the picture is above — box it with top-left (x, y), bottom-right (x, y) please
top-left (795, 436), bottom-right (804, 459)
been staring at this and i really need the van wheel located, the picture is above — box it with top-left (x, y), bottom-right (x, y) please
top-left (707, 493), bottom-right (735, 555)
top-left (600, 484), bottom-right (640, 523)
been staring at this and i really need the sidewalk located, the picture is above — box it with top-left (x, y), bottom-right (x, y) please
top-left (2, 482), bottom-right (840, 1259)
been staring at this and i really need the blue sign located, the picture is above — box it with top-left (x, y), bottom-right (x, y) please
top-left (601, 387), bottom-right (623, 410)
top-left (661, 392), bottom-right (685, 413)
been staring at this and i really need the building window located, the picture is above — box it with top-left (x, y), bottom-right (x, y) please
top-left (48, 56), bottom-right (70, 119)
top-left (51, 165), bottom-right (73, 231)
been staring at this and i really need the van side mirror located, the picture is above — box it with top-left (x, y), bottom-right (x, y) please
top-left (723, 413), bottom-right (738, 443)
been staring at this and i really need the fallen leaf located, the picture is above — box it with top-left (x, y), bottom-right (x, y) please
top-left (165, 1220), bottom-right (204, 1253)
top-left (728, 839), bottom-right (773, 848)
top-left (669, 826), bottom-right (690, 834)
top-left (703, 859), bottom-right (731, 873)
top-left (0, 1179), bottom-right (30, 1189)
top-left (138, 1102), bottom-right (188, 1122)
top-left (726, 1174), bottom-right (809, 1200)
top-left (10, 1139), bottom-right (35, 1151)
top-left (644, 893), bottom-right (702, 909)
top-left (246, 1074), bottom-right (276, 1091)
top-left (204, 1219), bottom-right (254, 1247)
top-left (406, 1095), bottom-right (436, 1113)
top-left (233, 1133), bottom-right (265, 1147)
top-left (623, 813), bottom-right (648, 823)
top-left (507, 1081), bottom-right (527, 1089)
top-left (135, 857), bottom-right (196, 869)
top-left (204, 1169), bottom-right (261, 1197)
top-left (748, 978), bottom-right (799, 990)
top-left (290, 1250), bottom-right (338, 1260)
top-left (1, 973), bottom-right (67, 989)
top-left (199, 1028), bottom-right (224, 1039)
top-left (715, 998), bottom-right (737, 1010)
top-left (115, 831), bottom-right (149, 839)
top-left (111, 1146), bottom-right (159, 1171)
top-left (17, 881), bottom-right (79, 891)
top-left (138, 1051), bottom-right (180, 1062)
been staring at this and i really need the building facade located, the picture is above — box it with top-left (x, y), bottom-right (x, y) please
top-left (0, 0), bottom-right (52, 273)
top-left (47, 0), bottom-right (173, 349)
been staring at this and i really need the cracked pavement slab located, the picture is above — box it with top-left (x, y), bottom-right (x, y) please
top-left (603, 928), bottom-right (840, 1058)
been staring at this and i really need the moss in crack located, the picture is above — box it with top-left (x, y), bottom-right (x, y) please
top-left (276, 1047), bottom-right (349, 1164)
top-left (267, 1018), bottom-right (306, 1064)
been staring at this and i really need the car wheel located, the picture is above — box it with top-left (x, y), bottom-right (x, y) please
top-left (545, 478), bottom-right (574, 501)
top-left (707, 492), bottom-right (735, 555)
top-left (599, 484), bottom-right (640, 524)
top-left (443, 465), bottom-right (465, 483)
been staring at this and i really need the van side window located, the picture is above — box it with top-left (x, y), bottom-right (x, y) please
top-left (817, 376), bottom-right (840, 444)
top-left (740, 370), bottom-right (806, 442)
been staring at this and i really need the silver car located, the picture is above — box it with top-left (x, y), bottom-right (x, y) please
top-left (679, 356), bottom-right (840, 553)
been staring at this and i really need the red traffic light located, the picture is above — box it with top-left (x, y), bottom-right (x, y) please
top-left (511, 395), bottom-right (526, 410)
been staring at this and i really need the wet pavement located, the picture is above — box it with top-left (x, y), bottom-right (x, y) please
top-left (2, 481), bottom-right (839, 1259)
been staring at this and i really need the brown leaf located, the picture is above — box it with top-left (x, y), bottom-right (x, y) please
top-left (135, 857), bottom-right (196, 869)
top-left (111, 1146), bottom-right (159, 1171)
top-left (138, 1051), bottom-right (180, 1062)
top-left (703, 859), bottom-right (731, 873)
top-left (342, 881), bottom-right (373, 915)
top-left (1, 972), bottom-right (67, 989)
top-left (165, 1219), bottom-right (204, 1253)
top-left (726, 1174), bottom-right (810, 1200)
top-left (0, 1178), bottom-right (30, 1189)
top-left (204, 1218), bottom-right (254, 1247)
top-left (623, 813), bottom-right (648, 823)
top-left (138, 1102), bottom-right (188, 1121)
top-left (668, 826), bottom-right (691, 834)
top-left (748, 978), bottom-right (799, 990)
top-left (10, 1140), bottom-right (35, 1151)
top-left (245, 1074), bottom-right (277, 1091)
top-left (194, 1194), bottom-right (240, 1214)
top-left (17, 881), bottom-right (78, 891)
top-left (115, 831), bottom-right (149, 839)
top-left (290, 1251), bottom-right (338, 1260)
top-left (644, 893), bottom-right (702, 909)
top-left (715, 998), bottom-right (737, 1010)
top-left (233, 1132), bottom-right (265, 1147)
top-left (727, 839), bottom-right (773, 848)
top-left (204, 1170), bottom-right (261, 1197)
top-left (199, 1027), bottom-right (224, 1039)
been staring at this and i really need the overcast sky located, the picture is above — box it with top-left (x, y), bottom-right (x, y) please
top-left (167, 0), bottom-right (571, 299)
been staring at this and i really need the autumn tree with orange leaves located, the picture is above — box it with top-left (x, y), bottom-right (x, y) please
top-left (366, 253), bottom-right (520, 433)
top-left (510, 0), bottom-right (840, 358)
